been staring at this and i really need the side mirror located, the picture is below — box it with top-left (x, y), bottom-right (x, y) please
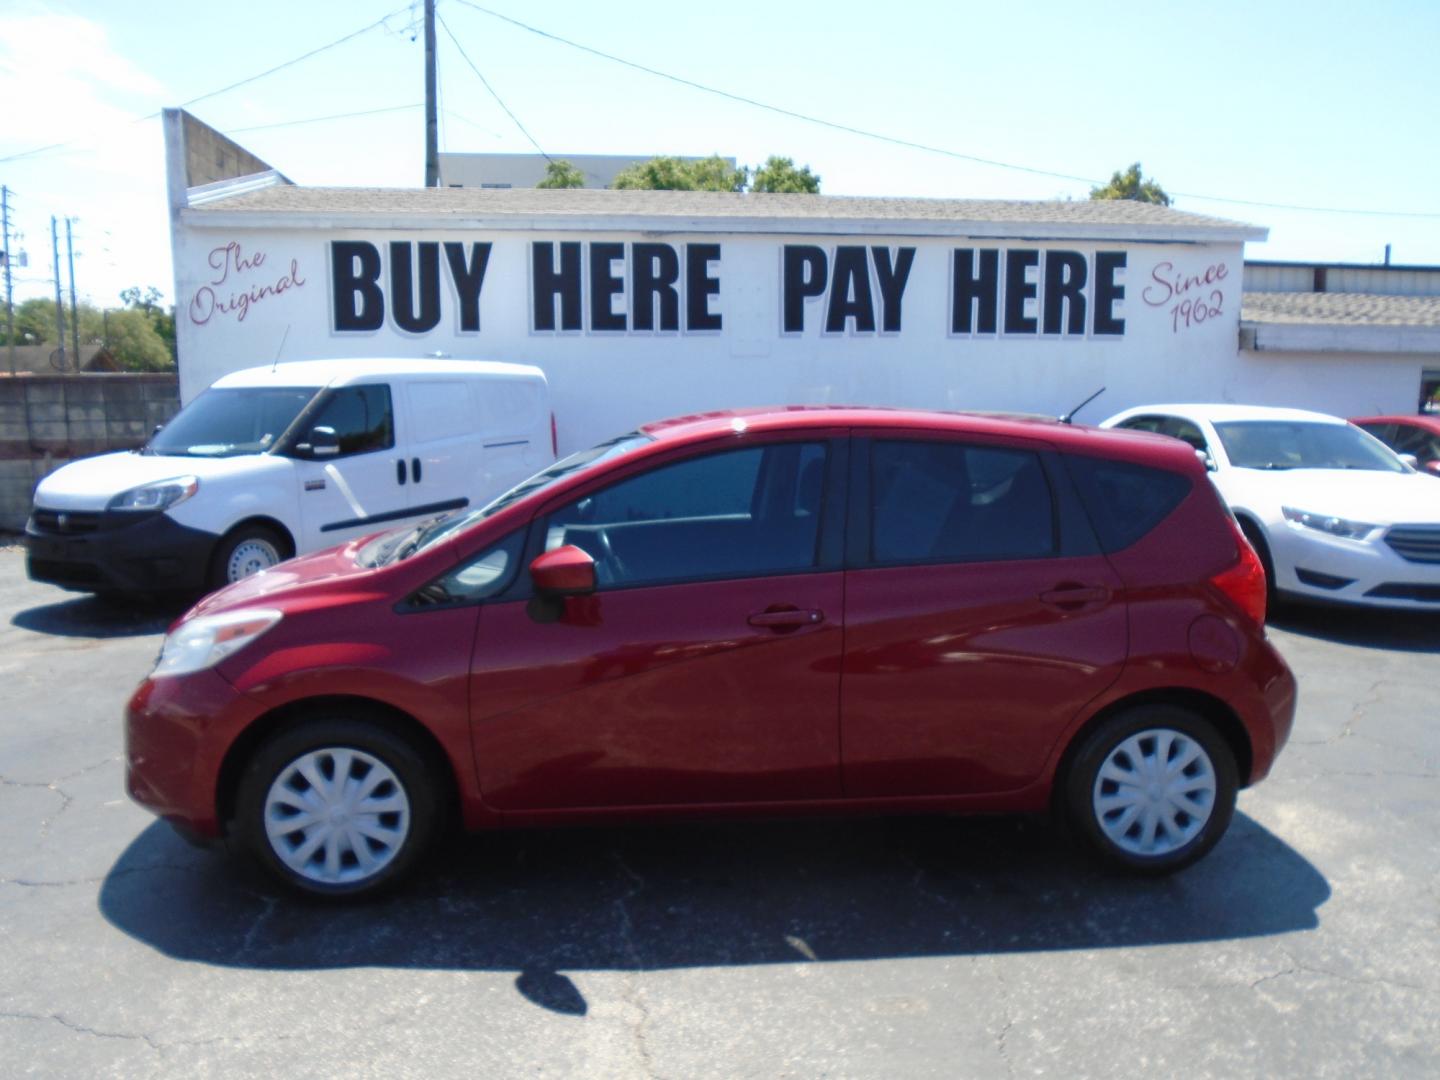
top-left (1398, 452), bottom-right (1420, 469)
top-left (297, 425), bottom-right (340, 458)
top-left (1195, 448), bottom-right (1217, 471)
top-left (529, 545), bottom-right (596, 595)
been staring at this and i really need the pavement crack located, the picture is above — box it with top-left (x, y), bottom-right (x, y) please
top-left (0, 773), bottom-right (74, 836)
top-left (610, 847), bottom-right (659, 1079)
top-left (239, 893), bottom-right (279, 956)
top-left (0, 1010), bottom-right (162, 1051)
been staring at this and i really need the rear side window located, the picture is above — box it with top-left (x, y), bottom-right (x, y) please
top-left (870, 440), bottom-right (1056, 564)
top-left (1065, 455), bottom-right (1192, 553)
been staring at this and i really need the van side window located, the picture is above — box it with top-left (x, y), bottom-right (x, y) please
top-left (310, 385), bottom-right (394, 456)
top-left (869, 440), bottom-right (1056, 564)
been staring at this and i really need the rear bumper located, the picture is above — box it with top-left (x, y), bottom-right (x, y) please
top-left (26, 508), bottom-right (216, 594)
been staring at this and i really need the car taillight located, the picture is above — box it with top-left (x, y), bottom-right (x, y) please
top-left (1212, 521), bottom-right (1267, 626)
top-left (550, 412), bottom-right (558, 457)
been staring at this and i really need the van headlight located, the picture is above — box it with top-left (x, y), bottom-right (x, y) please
top-left (1281, 506), bottom-right (1377, 540)
top-left (108, 475), bottom-right (199, 512)
top-left (153, 609), bottom-right (281, 678)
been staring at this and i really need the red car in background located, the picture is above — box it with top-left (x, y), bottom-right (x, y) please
top-left (126, 407), bottom-right (1296, 898)
top-left (1351, 414), bottom-right (1440, 475)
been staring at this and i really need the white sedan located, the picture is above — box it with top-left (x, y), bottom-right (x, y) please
top-left (1100, 403), bottom-right (1440, 610)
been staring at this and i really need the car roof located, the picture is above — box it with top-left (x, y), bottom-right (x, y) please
top-left (1350, 414), bottom-right (1440, 429)
top-left (212, 357), bottom-right (544, 390)
top-left (1113, 403), bottom-right (1348, 425)
top-left (637, 405), bottom-right (1200, 466)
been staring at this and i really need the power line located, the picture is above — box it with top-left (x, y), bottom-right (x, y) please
top-left (0, 3), bottom-right (418, 165)
top-left (229, 103), bottom-right (424, 134)
top-left (453, 0), bottom-right (1440, 221)
top-left (437, 13), bottom-right (550, 162)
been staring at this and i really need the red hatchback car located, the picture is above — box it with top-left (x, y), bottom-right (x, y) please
top-left (126, 407), bottom-right (1296, 897)
top-left (1350, 414), bottom-right (1440, 476)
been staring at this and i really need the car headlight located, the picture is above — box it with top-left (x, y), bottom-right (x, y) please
top-left (152, 609), bottom-right (281, 678)
top-left (108, 475), bottom-right (199, 512)
top-left (1281, 506), bottom-right (1377, 540)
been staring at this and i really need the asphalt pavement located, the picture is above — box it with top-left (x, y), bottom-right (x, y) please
top-left (0, 545), bottom-right (1436, 1078)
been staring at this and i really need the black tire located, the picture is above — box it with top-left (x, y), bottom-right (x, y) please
top-left (234, 714), bottom-right (442, 899)
top-left (1062, 705), bottom-right (1238, 876)
top-left (209, 524), bottom-right (289, 591)
top-left (1237, 519), bottom-right (1277, 613)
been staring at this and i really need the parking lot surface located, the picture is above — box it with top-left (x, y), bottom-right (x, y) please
top-left (0, 545), bottom-right (1437, 1078)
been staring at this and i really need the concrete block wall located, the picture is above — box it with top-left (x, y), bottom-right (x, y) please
top-left (0, 374), bottom-right (180, 532)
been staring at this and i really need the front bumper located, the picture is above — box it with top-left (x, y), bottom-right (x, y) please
top-left (1270, 522), bottom-right (1440, 610)
top-left (26, 507), bottom-right (217, 594)
top-left (125, 668), bottom-right (267, 839)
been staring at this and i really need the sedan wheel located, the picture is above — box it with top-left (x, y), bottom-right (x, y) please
top-left (1065, 706), bottom-right (1237, 874)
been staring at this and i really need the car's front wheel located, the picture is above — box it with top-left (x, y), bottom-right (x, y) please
top-left (1063, 705), bottom-right (1238, 875)
top-left (235, 714), bottom-right (442, 898)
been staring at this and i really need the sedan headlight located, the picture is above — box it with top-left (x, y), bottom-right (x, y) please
top-left (1281, 506), bottom-right (1378, 541)
top-left (153, 609), bottom-right (281, 678)
top-left (108, 475), bottom-right (199, 512)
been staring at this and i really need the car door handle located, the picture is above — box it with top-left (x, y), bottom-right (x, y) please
top-left (1038, 585), bottom-right (1110, 610)
top-left (412, 457), bottom-right (422, 483)
top-left (748, 608), bottom-right (825, 629)
top-left (396, 460), bottom-right (406, 486)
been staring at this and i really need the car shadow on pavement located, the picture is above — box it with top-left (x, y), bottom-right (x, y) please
top-left (1269, 602), bottom-right (1440, 653)
top-left (100, 811), bottom-right (1328, 1015)
top-left (10, 594), bottom-right (185, 639)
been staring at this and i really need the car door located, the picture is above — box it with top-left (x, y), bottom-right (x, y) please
top-left (468, 434), bottom-right (846, 811)
top-left (292, 383), bottom-right (413, 550)
top-left (839, 433), bottom-right (1128, 797)
top-left (398, 377), bottom-right (487, 520)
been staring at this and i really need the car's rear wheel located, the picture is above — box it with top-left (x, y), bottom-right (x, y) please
top-left (235, 714), bottom-right (441, 898)
top-left (1063, 705), bottom-right (1237, 875)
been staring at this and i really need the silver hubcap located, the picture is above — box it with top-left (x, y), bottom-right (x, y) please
top-left (227, 538), bottom-right (281, 582)
top-left (1092, 728), bottom-right (1217, 857)
top-left (263, 748), bottom-right (411, 886)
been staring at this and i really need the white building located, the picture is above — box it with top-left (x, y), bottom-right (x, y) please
top-left (164, 110), bottom-right (1438, 453)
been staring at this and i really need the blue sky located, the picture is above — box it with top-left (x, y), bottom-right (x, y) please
top-left (2, 0), bottom-right (1437, 308)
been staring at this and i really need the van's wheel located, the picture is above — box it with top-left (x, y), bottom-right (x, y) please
top-left (234, 714), bottom-right (441, 899)
top-left (1063, 705), bottom-right (1237, 875)
top-left (210, 524), bottom-right (287, 589)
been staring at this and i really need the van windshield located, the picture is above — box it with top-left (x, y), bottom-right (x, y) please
top-left (359, 431), bottom-right (653, 566)
top-left (146, 387), bottom-right (319, 458)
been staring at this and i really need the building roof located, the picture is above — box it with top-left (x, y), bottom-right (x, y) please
top-left (183, 183), bottom-right (1265, 242)
top-left (1241, 292), bottom-right (1440, 328)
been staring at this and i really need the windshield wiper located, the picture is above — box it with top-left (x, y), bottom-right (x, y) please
top-left (1248, 463), bottom-right (1298, 470)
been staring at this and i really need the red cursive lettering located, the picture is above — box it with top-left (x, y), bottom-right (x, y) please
top-left (189, 244), bottom-right (305, 326)
top-left (1143, 260), bottom-right (1229, 307)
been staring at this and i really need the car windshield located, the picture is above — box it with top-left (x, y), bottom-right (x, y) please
top-left (147, 386), bottom-right (319, 458)
top-left (358, 431), bottom-right (654, 567)
top-left (1213, 420), bottom-right (1407, 472)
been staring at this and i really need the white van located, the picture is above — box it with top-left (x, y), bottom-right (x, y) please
top-left (25, 358), bottom-right (553, 595)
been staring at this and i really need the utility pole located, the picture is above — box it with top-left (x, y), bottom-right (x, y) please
top-left (2, 186), bottom-right (14, 375)
top-left (424, 0), bottom-right (438, 187)
top-left (50, 216), bottom-right (66, 372)
top-left (65, 218), bottom-right (79, 369)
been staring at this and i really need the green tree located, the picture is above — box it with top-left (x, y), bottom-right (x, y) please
top-left (104, 308), bottom-right (172, 371)
top-left (536, 159), bottom-right (586, 188)
top-left (1089, 163), bottom-right (1171, 206)
top-left (610, 154), bottom-right (748, 192)
top-left (750, 156), bottom-right (821, 194)
top-left (120, 285), bottom-right (176, 361)
top-left (5, 298), bottom-right (104, 347)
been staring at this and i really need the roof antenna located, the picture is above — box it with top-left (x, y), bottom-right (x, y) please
top-left (1060, 386), bottom-right (1106, 424)
top-left (270, 325), bottom-right (290, 373)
